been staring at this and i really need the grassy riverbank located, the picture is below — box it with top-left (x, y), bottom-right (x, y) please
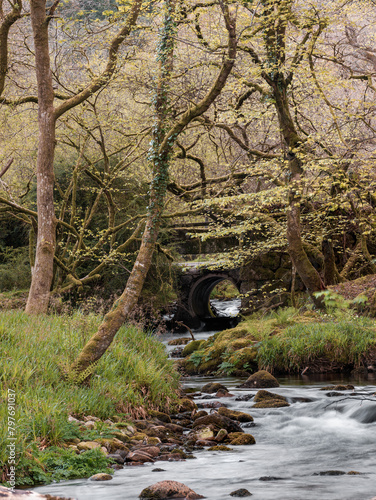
top-left (181, 308), bottom-right (376, 376)
top-left (0, 311), bottom-right (180, 486)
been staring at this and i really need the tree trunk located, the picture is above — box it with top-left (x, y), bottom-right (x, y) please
top-left (287, 199), bottom-right (324, 299)
top-left (25, 0), bottom-right (56, 314)
top-left (322, 239), bottom-right (342, 285)
top-left (70, 0), bottom-right (237, 377)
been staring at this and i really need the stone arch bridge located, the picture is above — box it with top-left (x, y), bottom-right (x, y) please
top-left (172, 262), bottom-right (243, 329)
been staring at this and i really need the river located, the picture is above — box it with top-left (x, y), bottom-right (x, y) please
top-left (35, 301), bottom-right (376, 500)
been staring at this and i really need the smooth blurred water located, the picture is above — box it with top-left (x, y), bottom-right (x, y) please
top-left (35, 376), bottom-right (376, 500)
top-left (35, 302), bottom-right (376, 500)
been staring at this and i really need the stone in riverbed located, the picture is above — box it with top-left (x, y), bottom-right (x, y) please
top-left (192, 413), bottom-right (243, 433)
top-left (313, 470), bottom-right (346, 476)
top-left (230, 489), bottom-right (252, 497)
top-left (201, 382), bottom-right (228, 394)
top-left (240, 370), bottom-right (279, 388)
top-left (126, 450), bottom-right (155, 463)
top-left (253, 390), bottom-right (289, 408)
top-left (228, 433), bottom-right (256, 445)
top-left (89, 473), bottom-right (112, 481)
top-left (215, 428), bottom-right (228, 442)
top-left (218, 407), bottom-right (253, 423)
top-left (139, 481), bottom-right (205, 499)
top-left (168, 337), bottom-right (191, 346)
top-left (320, 385), bottom-right (354, 391)
top-left (178, 398), bottom-right (198, 412)
top-left (148, 410), bottom-right (172, 423)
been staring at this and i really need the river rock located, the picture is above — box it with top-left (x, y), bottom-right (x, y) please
top-left (192, 413), bottom-right (243, 433)
top-left (89, 473), bottom-right (112, 481)
top-left (178, 398), bottom-right (198, 412)
top-left (193, 411), bottom-right (208, 420)
top-left (187, 426), bottom-right (215, 442)
top-left (149, 411), bottom-right (172, 423)
top-left (230, 489), bottom-right (252, 497)
top-left (241, 370), bottom-right (279, 388)
top-left (215, 389), bottom-right (234, 398)
top-left (253, 390), bottom-right (289, 408)
top-left (76, 441), bottom-right (100, 451)
top-left (201, 383), bottom-right (228, 394)
top-left (139, 481), bottom-right (204, 499)
top-left (228, 433), bottom-right (256, 445)
top-left (320, 385), bottom-right (354, 391)
top-left (137, 446), bottom-right (160, 458)
top-left (126, 450), bottom-right (155, 463)
top-left (218, 407), bottom-right (253, 423)
top-left (168, 338), bottom-right (191, 346)
top-left (0, 487), bottom-right (74, 499)
top-left (215, 428), bottom-right (228, 442)
top-left (108, 453), bottom-right (125, 464)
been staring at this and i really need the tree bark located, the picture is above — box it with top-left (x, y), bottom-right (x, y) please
top-left (70, 0), bottom-right (237, 377)
top-left (25, 0), bottom-right (57, 314)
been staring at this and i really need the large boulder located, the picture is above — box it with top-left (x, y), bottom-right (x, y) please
top-left (241, 370), bottom-right (279, 388)
top-left (139, 481), bottom-right (204, 499)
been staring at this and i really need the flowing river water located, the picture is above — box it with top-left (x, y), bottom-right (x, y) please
top-left (35, 301), bottom-right (376, 500)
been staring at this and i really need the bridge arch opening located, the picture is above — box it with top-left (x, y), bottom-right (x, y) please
top-left (189, 275), bottom-right (240, 319)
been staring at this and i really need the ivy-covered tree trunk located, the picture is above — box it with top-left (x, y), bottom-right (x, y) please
top-left (70, 0), bottom-right (238, 377)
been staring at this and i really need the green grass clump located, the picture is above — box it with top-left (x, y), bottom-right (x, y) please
top-left (257, 317), bottom-right (376, 372)
top-left (0, 310), bottom-right (180, 485)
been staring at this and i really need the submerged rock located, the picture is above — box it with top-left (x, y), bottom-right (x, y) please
top-left (320, 385), bottom-right (355, 391)
top-left (230, 489), bottom-right (252, 497)
top-left (253, 390), bottom-right (289, 408)
top-left (139, 480), bottom-right (204, 499)
top-left (240, 370), bottom-right (279, 388)
top-left (313, 470), bottom-right (347, 476)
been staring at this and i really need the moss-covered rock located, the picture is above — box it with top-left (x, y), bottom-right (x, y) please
top-left (178, 398), bottom-right (197, 412)
top-left (218, 407), bottom-right (254, 423)
top-left (148, 410), bottom-right (172, 423)
top-left (208, 445), bottom-right (233, 451)
top-left (253, 390), bottom-right (289, 408)
top-left (201, 382), bottom-right (228, 394)
top-left (182, 340), bottom-right (205, 357)
top-left (241, 370), bottom-right (279, 388)
top-left (229, 434), bottom-right (256, 445)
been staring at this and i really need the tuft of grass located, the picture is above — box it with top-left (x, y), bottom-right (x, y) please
top-left (257, 316), bottom-right (376, 372)
top-left (0, 311), bottom-right (180, 485)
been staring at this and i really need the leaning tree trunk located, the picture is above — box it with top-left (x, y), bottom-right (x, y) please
top-left (25, 0), bottom-right (57, 314)
top-left (70, 0), bottom-right (237, 377)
